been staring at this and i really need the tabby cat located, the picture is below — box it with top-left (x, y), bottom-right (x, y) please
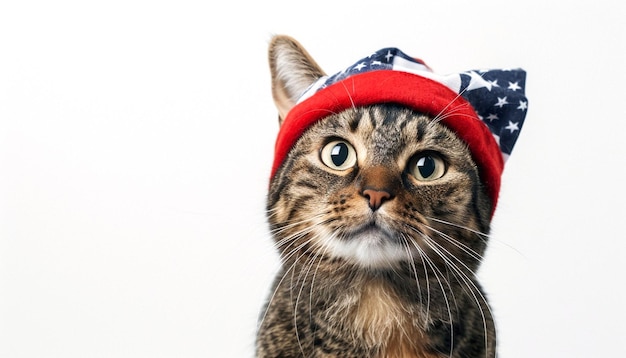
top-left (256, 35), bottom-right (527, 358)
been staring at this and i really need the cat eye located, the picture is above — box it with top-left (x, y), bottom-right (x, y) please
top-left (408, 153), bottom-right (446, 181)
top-left (320, 140), bottom-right (357, 171)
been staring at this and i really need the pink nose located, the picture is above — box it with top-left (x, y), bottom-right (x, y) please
top-left (362, 189), bottom-right (392, 211)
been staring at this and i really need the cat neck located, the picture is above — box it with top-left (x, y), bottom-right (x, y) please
top-left (327, 275), bottom-right (443, 358)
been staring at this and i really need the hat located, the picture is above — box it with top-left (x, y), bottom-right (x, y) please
top-left (271, 48), bottom-right (528, 214)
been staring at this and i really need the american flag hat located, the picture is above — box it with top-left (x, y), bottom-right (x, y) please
top-left (271, 47), bottom-right (528, 214)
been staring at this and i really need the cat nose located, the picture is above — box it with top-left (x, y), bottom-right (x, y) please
top-left (362, 188), bottom-right (393, 211)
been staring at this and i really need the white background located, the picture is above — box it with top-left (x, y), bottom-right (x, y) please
top-left (1, 1), bottom-right (624, 357)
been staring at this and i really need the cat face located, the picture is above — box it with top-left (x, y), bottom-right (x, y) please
top-left (266, 36), bottom-right (493, 274)
top-left (268, 104), bottom-right (491, 270)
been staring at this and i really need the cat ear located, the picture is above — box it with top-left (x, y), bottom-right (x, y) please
top-left (269, 35), bottom-right (326, 125)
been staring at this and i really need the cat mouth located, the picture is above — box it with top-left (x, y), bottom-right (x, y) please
top-left (343, 220), bottom-right (398, 243)
top-left (325, 219), bottom-right (410, 268)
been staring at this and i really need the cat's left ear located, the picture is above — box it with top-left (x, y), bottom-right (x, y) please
top-left (269, 35), bottom-right (325, 125)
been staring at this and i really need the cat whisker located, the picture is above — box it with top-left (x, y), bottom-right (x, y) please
top-left (292, 245), bottom-right (321, 357)
top-left (259, 227), bottom-right (330, 341)
top-left (427, 216), bottom-right (525, 258)
top-left (430, 111), bottom-right (481, 130)
top-left (270, 215), bottom-right (329, 255)
top-left (395, 236), bottom-right (425, 354)
top-left (257, 244), bottom-right (307, 332)
top-left (426, 217), bottom-right (489, 238)
top-left (429, 100), bottom-right (473, 126)
top-left (405, 233), bottom-right (456, 358)
top-left (338, 79), bottom-right (358, 111)
top-left (269, 213), bottom-right (327, 235)
top-left (273, 231), bottom-right (314, 264)
top-left (420, 234), bottom-right (494, 358)
top-left (308, 235), bottom-right (333, 322)
top-left (414, 244), bottom-right (433, 326)
top-left (399, 234), bottom-right (425, 311)
top-left (423, 224), bottom-right (486, 264)
top-left (429, 74), bottom-right (481, 127)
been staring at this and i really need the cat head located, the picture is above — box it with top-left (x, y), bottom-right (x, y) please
top-left (266, 35), bottom-right (526, 271)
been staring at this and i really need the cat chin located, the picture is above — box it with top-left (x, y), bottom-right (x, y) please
top-left (322, 228), bottom-right (412, 269)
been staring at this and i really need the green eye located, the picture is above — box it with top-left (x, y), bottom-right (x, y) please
top-left (320, 140), bottom-right (357, 170)
top-left (409, 153), bottom-right (446, 181)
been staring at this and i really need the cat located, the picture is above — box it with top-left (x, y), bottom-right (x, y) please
top-left (256, 35), bottom-right (527, 358)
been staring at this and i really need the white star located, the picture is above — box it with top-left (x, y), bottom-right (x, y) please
top-left (495, 96), bottom-right (509, 108)
top-left (354, 62), bottom-right (367, 71)
top-left (505, 121), bottom-right (519, 133)
top-left (464, 71), bottom-right (493, 91)
top-left (371, 60), bottom-right (383, 66)
top-left (486, 113), bottom-right (499, 122)
top-left (517, 100), bottom-right (528, 111)
top-left (385, 50), bottom-right (393, 62)
top-left (508, 81), bottom-right (522, 91)
top-left (488, 79), bottom-right (499, 88)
